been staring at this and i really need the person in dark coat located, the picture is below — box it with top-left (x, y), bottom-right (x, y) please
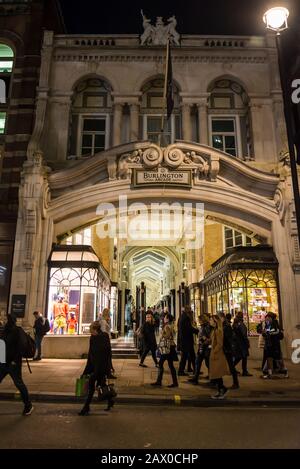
top-left (232, 312), bottom-right (252, 376)
top-left (261, 313), bottom-right (283, 379)
top-left (188, 314), bottom-right (211, 385)
top-left (0, 315), bottom-right (33, 416)
top-left (78, 321), bottom-right (113, 415)
top-left (178, 306), bottom-right (198, 376)
top-left (33, 311), bottom-right (47, 361)
top-left (151, 313), bottom-right (178, 387)
top-left (139, 312), bottom-right (158, 367)
top-left (219, 313), bottom-right (239, 389)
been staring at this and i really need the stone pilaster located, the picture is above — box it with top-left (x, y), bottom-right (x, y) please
top-left (181, 103), bottom-right (192, 141)
top-left (129, 103), bottom-right (140, 142)
top-left (197, 99), bottom-right (209, 145)
top-left (113, 103), bottom-right (123, 147)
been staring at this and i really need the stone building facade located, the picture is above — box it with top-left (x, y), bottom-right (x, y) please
top-left (1, 11), bottom-right (300, 356)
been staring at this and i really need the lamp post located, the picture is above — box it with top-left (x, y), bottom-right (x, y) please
top-left (263, 7), bottom-right (300, 247)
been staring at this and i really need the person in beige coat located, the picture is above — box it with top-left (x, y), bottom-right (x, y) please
top-left (209, 315), bottom-right (230, 399)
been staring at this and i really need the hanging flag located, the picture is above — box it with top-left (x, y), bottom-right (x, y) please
top-left (165, 41), bottom-right (174, 120)
top-left (160, 41), bottom-right (174, 144)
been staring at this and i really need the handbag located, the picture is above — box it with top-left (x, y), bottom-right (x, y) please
top-left (75, 375), bottom-right (89, 397)
top-left (158, 338), bottom-right (171, 356)
top-left (97, 383), bottom-right (117, 402)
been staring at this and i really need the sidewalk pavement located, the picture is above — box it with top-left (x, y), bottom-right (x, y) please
top-left (1, 358), bottom-right (300, 407)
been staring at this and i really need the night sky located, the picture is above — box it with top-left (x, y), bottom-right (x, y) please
top-left (59, 0), bottom-right (300, 36)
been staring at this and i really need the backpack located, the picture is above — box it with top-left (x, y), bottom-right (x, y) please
top-left (18, 327), bottom-right (36, 359)
top-left (42, 318), bottom-right (50, 335)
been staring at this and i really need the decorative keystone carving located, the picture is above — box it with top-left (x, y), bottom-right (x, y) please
top-left (117, 144), bottom-right (219, 181)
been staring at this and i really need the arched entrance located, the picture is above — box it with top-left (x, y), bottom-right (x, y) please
top-left (8, 142), bottom-right (300, 356)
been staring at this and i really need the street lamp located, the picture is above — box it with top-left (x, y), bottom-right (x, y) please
top-left (263, 7), bottom-right (300, 247)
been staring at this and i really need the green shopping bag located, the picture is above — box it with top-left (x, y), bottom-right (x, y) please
top-left (75, 375), bottom-right (89, 397)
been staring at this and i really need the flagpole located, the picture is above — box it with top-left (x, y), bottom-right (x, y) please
top-left (159, 39), bottom-right (170, 147)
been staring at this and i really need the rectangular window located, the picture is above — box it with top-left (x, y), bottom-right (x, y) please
top-left (81, 117), bottom-right (106, 157)
top-left (146, 116), bottom-right (171, 145)
top-left (211, 118), bottom-right (237, 156)
top-left (0, 61), bottom-right (13, 73)
top-left (224, 227), bottom-right (253, 252)
top-left (0, 112), bottom-right (6, 134)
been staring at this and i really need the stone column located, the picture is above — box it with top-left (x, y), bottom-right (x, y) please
top-left (130, 103), bottom-right (140, 142)
top-left (113, 103), bottom-right (123, 147)
top-left (181, 104), bottom-right (192, 141)
top-left (197, 100), bottom-right (209, 145)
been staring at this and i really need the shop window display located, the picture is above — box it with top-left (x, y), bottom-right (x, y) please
top-left (201, 246), bottom-right (280, 336)
top-left (47, 246), bottom-right (110, 335)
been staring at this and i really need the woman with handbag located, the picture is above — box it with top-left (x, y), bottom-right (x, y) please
top-left (151, 313), bottom-right (178, 388)
top-left (78, 321), bottom-right (114, 416)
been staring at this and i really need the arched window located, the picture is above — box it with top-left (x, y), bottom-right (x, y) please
top-left (68, 78), bottom-right (112, 159)
top-left (0, 43), bottom-right (14, 136)
top-left (141, 77), bottom-right (181, 145)
top-left (208, 79), bottom-right (253, 159)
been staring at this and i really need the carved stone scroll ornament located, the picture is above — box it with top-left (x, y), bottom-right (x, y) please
top-left (117, 144), bottom-right (218, 181)
top-left (164, 147), bottom-right (184, 168)
top-left (142, 146), bottom-right (163, 168)
top-left (274, 186), bottom-right (287, 225)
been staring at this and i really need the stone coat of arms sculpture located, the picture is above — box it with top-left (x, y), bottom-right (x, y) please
top-left (140, 11), bottom-right (180, 46)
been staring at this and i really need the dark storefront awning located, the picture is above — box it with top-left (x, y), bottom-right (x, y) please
top-left (201, 245), bottom-right (278, 285)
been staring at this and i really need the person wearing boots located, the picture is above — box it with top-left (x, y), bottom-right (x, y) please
top-left (78, 321), bottom-right (113, 416)
top-left (0, 315), bottom-right (34, 416)
top-left (139, 312), bottom-right (158, 368)
top-left (188, 314), bottom-right (211, 385)
top-left (151, 313), bottom-right (178, 388)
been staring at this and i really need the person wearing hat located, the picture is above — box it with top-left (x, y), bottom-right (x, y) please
top-left (0, 315), bottom-right (33, 415)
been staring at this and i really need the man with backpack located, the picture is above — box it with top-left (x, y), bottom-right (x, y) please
top-left (0, 315), bottom-right (34, 416)
top-left (33, 311), bottom-right (50, 361)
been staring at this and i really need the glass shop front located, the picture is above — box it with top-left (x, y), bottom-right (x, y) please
top-left (201, 246), bottom-right (280, 336)
top-left (47, 245), bottom-right (110, 335)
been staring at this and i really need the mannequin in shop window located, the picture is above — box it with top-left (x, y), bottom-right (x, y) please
top-left (67, 312), bottom-right (78, 335)
top-left (53, 295), bottom-right (69, 335)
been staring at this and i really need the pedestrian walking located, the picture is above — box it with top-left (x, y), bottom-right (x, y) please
top-left (0, 315), bottom-right (34, 415)
top-left (78, 321), bottom-right (114, 415)
top-left (139, 312), bottom-right (158, 368)
top-left (261, 312), bottom-right (287, 379)
top-left (33, 311), bottom-right (50, 361)
top-left (151, 313), bottom-right (178, 388)
top-left (98, 308), bottom-right (116, 379)
top-left (209, 315), bottom-right (230, 399)
top-left (188, 314), bottom-right (211, 385)
top-left (219, 312), bottom-right (239, 389)
top-left (178, 306), bottom-right (198, 376)
top-left (232, 312), bottom-right (252, 376)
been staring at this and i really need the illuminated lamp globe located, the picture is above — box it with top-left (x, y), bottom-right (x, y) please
top-left (263, 7), bottom-right (289, 32)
